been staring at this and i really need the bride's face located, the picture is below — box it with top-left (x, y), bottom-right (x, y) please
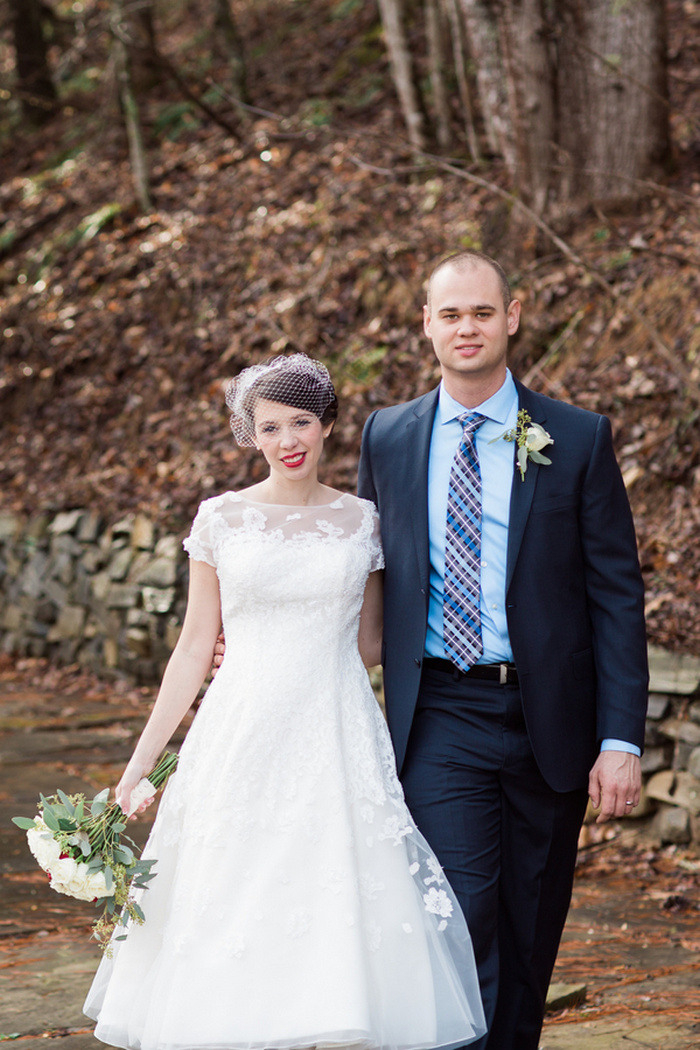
top-left (253, 399), bottom-right (332, 483)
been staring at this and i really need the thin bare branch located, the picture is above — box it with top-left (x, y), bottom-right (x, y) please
top-left (428, 154), bottom-right (700, 406)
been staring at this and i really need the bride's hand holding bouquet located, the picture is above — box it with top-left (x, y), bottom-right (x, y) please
top-left (13, 751), bottom-right (178, 951)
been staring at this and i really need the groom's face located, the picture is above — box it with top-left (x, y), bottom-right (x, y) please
top-left (423, 261), bottom-right (520, 401)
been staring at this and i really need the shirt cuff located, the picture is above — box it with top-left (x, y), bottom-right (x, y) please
top-left (600, 738), bottom-right (641, 757)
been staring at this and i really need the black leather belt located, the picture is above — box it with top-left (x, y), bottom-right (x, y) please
top-left (423, 657), bottom-right (519, 685)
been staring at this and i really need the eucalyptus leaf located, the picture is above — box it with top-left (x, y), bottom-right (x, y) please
top-left (12, 816), bottom-right (37, 830)
top-left (57, 789), bottom-right (75, 815)
top-left (134, 871), bottom-right (157, 886)
top-left (41, 806), bottom-right (60, 833)
top-left (132, 902), bottom-right (145, 922)
top-left (529, 451), bottom-right (552, 465)
top-left (104, 866), bottom-right (114, 891)
top-left (114, 845), bottom-right (135, 865)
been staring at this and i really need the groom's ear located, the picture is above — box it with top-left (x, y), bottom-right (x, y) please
top-left (423, 303), bottom-right (432, 338)
top-left (507, 299), bottom-right (521, 336)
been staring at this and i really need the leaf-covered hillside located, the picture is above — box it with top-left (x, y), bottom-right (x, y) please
top-left (1, 0), bottom-right (698, 650)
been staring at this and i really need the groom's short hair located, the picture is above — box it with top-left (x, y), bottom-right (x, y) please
top-left (426, 250), bottom-right (512, 313)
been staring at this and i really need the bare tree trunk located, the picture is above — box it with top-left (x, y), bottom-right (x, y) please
top-left (457, 0), bottom-right (514, 167)
top-left (441, 0), bottom-right (480, 161)
top-left (111, 0), bottom-right (151, 211)
top-left (425, 0), bottom-right (451, 149)
top-left (213, 0), bottom-right (249, 105)
top-left (498, 0), bottom-right (555, 214)
top-left (377, 0), bottom-right (426, 151)
top-left (556, 0), bottom-right (670, 203)
top-left (10, 0), bottom-right (57, 124)
top-left (119, 0), bottom-right (160, 94)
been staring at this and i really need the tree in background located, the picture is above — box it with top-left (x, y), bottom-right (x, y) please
top-left (111, 0), bottom-right (154, 211)
top-left (9, 0), bottom-right (58, 124)
top-left (378, 0), bottom-right (670, 215)
top-left (3, 0), bottom-right (249, 209)
top-left (212, 0), bottom-right (249, 105)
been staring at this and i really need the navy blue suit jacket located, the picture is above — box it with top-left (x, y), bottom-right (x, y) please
top-left (357, 380), bottom-right (649, 792)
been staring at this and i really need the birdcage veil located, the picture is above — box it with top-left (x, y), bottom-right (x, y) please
top-left (225, 353), bottom-right (338, 447)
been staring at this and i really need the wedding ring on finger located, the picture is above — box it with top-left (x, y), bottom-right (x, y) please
top-left (625, 800), bottom-right (634, 806)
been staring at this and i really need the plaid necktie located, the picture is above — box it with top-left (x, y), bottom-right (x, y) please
top-left (443, 412), bottom-right (486, 671)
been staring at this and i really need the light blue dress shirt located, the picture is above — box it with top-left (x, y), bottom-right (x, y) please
top-left (424, 371), bottom-right (639, 758)
top-left (426, 373), bottom-right (517, 664)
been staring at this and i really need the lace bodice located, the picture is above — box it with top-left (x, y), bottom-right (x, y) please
top-left (174, 489), bottom-right (393, 833)
top-left (183, 491), bottom-right (383, 665)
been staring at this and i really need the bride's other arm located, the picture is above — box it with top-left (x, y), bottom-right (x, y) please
top-left (358, 570), bottom-right (383, 669)
top-left (115, 560), bottom-right (222, 813)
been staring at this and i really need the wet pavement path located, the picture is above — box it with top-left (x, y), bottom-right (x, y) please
top-left (1, 666), bottom-right (698, 1050)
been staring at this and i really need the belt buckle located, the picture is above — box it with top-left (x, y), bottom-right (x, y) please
top-left (499, 663), bottom-right (508, 685)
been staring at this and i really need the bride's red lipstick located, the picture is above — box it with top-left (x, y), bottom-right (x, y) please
top-left (281, 452), bottom-right (306, 468)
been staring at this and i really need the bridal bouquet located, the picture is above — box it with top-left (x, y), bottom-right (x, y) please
top-left (13, 752), bottom-right (178, 952)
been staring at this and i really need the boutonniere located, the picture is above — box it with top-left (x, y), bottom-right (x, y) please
top-left (493, 409), bottom-right (553, 480)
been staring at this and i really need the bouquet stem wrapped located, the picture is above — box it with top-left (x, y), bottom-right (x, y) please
top-left (13, 752), bottom-right (178, 952)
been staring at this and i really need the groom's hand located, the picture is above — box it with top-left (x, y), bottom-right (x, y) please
top-left (588, 750), bottom-right (641, 823)
top-left (211, 630), bottom-right (225, 676)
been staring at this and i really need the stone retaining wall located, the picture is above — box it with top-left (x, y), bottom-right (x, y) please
top-left (1, 510), bottom-right (699, 844)
top-left (640, 647), bottom-right (700, 847)
top-left (0, 509), bottom-right (188, 682)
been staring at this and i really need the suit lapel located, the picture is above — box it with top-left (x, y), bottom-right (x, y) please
top-left (506, 382), bottom-right (546, 592)
top-left (405, 389), bottom-right (439, 592)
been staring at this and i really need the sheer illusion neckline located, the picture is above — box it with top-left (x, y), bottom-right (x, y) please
top-left (237, 492), bottom-right (346, 509)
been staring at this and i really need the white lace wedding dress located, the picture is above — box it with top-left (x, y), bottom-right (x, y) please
top-left (84, 491), bottom-right (485, 1050)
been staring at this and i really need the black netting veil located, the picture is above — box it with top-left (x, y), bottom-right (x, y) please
top-left (225, 353), bottom-right (337, 447)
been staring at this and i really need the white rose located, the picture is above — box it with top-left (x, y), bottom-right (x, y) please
top-left (85, 868), bottom-right (114, 899)
top-left (27, 819), bottom-right (62, 872)
top-left (48, 857), bottom-right (114, 901)
top-left (48, 855), bottom-right (83, 896)
top-left (525, 423), bottom-right (553, 453)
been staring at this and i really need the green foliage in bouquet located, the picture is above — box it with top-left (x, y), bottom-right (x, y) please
top-left (12, 752), bottom-right (178, 953)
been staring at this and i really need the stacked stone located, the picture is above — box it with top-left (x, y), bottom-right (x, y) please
top-left (642, 646), bottom-right (700, 846)
top-left (0, 509), bottom-right (187, 682)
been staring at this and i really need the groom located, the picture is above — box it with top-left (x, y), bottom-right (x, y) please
top-left (357, 250), bottom-right (648, 1050)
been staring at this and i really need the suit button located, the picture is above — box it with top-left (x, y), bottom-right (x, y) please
top-left (414, 658), bottom-right (421, 667)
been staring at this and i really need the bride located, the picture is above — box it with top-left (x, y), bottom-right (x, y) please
top-left (84, 352), bottom-right (485, 1050)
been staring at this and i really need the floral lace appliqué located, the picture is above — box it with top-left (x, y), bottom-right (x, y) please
top-left (423, 887), bottom-right (453, 919)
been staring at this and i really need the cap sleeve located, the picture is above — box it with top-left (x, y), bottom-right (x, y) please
top-left (368, 505), bottom-right (384, 573)
top-left (182, 500), bottom-right (217, 568)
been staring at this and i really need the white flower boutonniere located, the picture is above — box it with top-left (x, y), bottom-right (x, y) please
top-left (494, 409), bottom-right (553, 480)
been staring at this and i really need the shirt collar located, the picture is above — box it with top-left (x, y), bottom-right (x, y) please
top-left (437, 369), bottom-right (518, 427)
